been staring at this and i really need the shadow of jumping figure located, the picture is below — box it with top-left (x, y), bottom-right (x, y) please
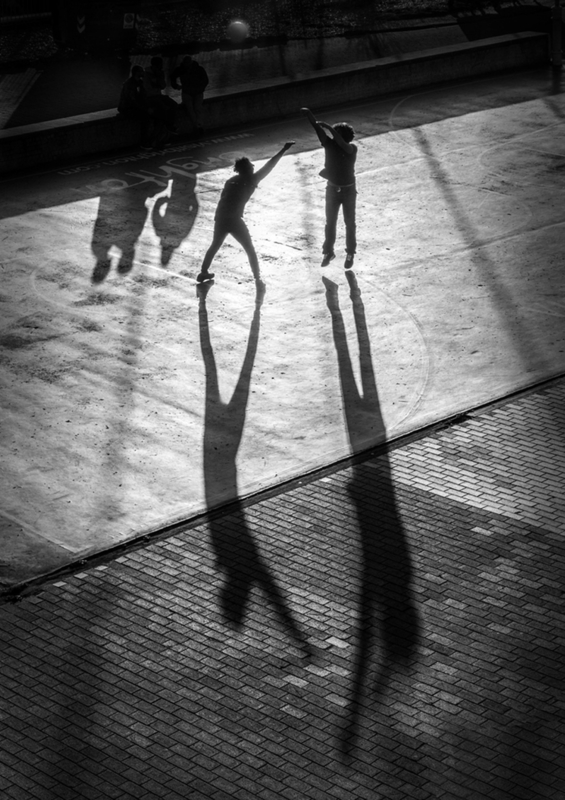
top-left (198, 282), bottom-right (311, 656)
top-left (322, 272), bottom-right (421, 760)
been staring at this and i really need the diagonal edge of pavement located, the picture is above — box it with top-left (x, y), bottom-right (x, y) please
top-left (3, 369), bottom-right (564, 604)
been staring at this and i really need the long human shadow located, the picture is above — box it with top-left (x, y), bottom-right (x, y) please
top-left (198, 282), bottom-right (311, 655)
top-left (322, 273), bottom-right (420, 759)
top-left (407, 113), bottom-right (565, 380)
top-left (91, 174), bottom-right (198, 282)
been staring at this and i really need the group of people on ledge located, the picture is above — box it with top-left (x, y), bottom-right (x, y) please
top-left (118, 55), bottom-right (209, 148)
top-left (119, 62), bottom-right (357, 281)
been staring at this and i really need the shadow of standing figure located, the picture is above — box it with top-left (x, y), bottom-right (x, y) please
top-left (151, 175), bottom-right (199, 268)
top-left (322, 272), bottom-right (421, 760)
top-left (90, 182), bottom-right (154, 284)
top-left (198, 282), bottom-right (312, 657)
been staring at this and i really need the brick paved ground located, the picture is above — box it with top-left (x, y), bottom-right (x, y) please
top-left (1, 376), bottom-right (565, 799)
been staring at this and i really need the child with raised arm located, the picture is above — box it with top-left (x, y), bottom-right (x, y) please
top-left (197, 142), bottom-right (295, 285)
top-left (301, 107), bottom-right (357, 269)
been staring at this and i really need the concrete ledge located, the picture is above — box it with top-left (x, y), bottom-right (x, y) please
top-left (0, 32), bottom-right (548, 175)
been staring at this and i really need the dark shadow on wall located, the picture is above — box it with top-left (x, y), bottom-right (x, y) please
top-left (321, 272), bottom-right (421, 759)
top-left (90, 174), bottom-right (198, 283)
top-left (197, 281), bottom-right (311, 654)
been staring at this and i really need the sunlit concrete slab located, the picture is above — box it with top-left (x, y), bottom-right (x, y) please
top-left (1, 68), bottom-right (564, 588)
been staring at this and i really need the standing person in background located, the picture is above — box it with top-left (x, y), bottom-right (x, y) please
top-left (144, 56), bottom-right (167, 96)
top-left (144, 56), bottom-right (179, 134)
top-left (301, 107), bottom-right (358, 270)
top-left (170, 55), bottom-right (209, 137)
top-left (118, 64), bottom-right (147, 118)
top-left (118, 65), bottom-right (156, 149)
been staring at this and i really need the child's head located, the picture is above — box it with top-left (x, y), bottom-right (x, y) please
top-left (234, 157), bottom-right (254, 175)
top-left (334, 122), bottom-right (355, 143)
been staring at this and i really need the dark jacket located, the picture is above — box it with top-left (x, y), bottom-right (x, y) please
top-left (170, 61), bottom-right (209, 95)
top-left (143, 66), bottom-right (167, 97)
top-left (321, 137), bottom-right (357, 186)
top-left (118, 76), bottom-right (148, 116)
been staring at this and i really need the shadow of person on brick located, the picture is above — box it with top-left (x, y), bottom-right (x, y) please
top-left (322, 272), bottom-right (420, 759)
top-left (198, 281), bottom-right (311, 657)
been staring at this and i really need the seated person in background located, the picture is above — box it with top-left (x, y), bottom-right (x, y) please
top-left (143, 56), bottom-right (179, 134)
top-left (170, 55), bottom-right (209, 137)
top-left (118, 64), bottom-right (167, 149)
top-left (118, 64), bottom-right (147, 119)
top-left (144, 56), bottom-right (167, 95)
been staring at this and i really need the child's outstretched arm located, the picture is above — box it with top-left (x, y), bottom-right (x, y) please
top-left (254, 141), bottom-right (295, 182)
top-left (301, 107), bottom-right (329, 145)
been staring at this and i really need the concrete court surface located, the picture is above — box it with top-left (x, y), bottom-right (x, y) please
top-left (1, 66), bottom-right (565, 588)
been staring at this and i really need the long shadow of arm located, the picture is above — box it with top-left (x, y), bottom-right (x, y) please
top-left (322, 274), bottom-right (420, 759)
top-left (198, 284), bottom-right (311, 657)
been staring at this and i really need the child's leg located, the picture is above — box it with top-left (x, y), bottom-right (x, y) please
top-left (323, 185), bottom-right (341, 255)
top-left (230, 219), bottom-right (261, 282)
top-left (198, 224), bottom-right (227, 280)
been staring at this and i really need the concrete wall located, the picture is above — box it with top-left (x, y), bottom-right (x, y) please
top-left (204, 32), bottom-right (549, 128)
top-left (0, 111), bottom-right (142, 174)
top-left (0, 32), bottom-right (548, 175)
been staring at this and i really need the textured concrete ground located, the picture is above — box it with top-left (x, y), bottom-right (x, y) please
top-left (1, 33), bottom-right (565, 798)
top-left (1, 67), bottom-right (565, 586)
top-left (1, 375), bottom-right (564, 799)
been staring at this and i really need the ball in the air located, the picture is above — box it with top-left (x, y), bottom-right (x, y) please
top-left (227, 19), bottom-right (249, 43)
